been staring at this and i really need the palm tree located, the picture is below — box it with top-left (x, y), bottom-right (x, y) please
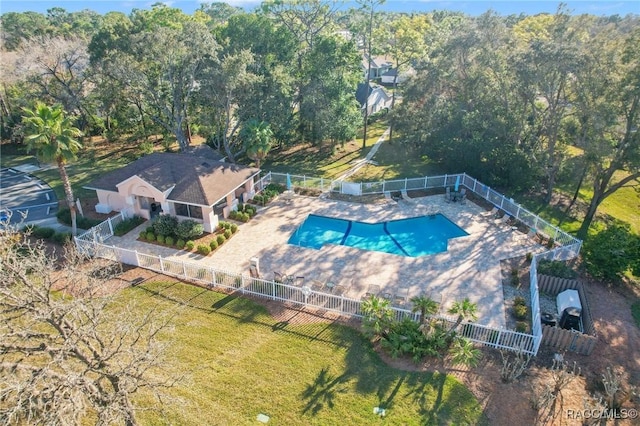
top-left (449, 337), bottom-right (482, 367)
top-left (447, 298), bottom-right (478, 337)
top-left (410, 295), bottom-right (439, 334)
top-left (361, 295), bottom-right (394, 339)
top-left (242, 119), bottom-right (273, 169)
top-left (22, 102), bottom-right (83, 235)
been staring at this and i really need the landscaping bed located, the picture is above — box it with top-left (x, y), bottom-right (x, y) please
top-left (137, 216), bottom-right (239, 256)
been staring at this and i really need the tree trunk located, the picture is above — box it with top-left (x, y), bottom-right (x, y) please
top-left (577, 197), bottom-right (600, 240)
top-left (58, 160), bottom-right (77, 236)
top-left (388, 74), bottom-right (398, 144)
top-left (559, 164), bottom-right (588, 225)
top-left (576, 164), bottom-right (627, 239)
top-left (362, 9), bottom-right (374, 151)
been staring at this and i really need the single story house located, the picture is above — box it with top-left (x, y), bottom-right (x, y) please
top-left (84, 152), bottom-right (260, 233)
top-left (356, 82), bottom-right (392, 116)
top-left (380, 67), bottom-right (415, 86)
top-left (361, 54), bottom-right (394, 80)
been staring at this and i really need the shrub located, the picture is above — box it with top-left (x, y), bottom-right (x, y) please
top-left (156, 234), bottom-right (165, 244)
top-left (252, 195), bottom-right (265, 205)
top-left (514, 296), bottom-right (526, 307)
top-left (241, 213), bottom-right (250, 222)
top-left (139, 231), bottom-right (147, 240)
top-left (513, 304), bottom-right (528, 320)
top-left (32, 226), bottom-right (56, 239)
top-left (113, 216), bottom-right (145, 236)
top-left (176, 239), bottom-right (185, 249)
top-left (216, 235), bottom-right (226, 245)
top-left (52, 232), bottom-right (72, 245)
top-left (265, 183), bottom-right (285, 194)
top-left (525, 252), bottom-right (533, 263)
top-left (510, 268), bottom-right (520, 286)
top-left (175, 219), bottom-right (204, 241)
top-left (56, 208), bottom-right (102, 230)
top-left (583, 223), bottom-right (639, 283)
top-left (209, 240), bottom-right (218, 250)
top-left (145, 232), bottom-right (156, 241)
top-left (537, 259), bottom-right (577, 279)
top-left (165, 236), bottom-right (175, 246)
top-left (153, 215), bottom-right (178, 237)
top-left (515, 321), bottom-right (529, 333)
top-left (224, 229), bottom-right (232, 239)
top-left (145, 226), bottom-right (154, 234)
top-left (197, 244), bottom-right (211, 255)
top-left (219, 221), bottom-right (231, 230)
top-left (546, 238), bottom-right (555, 249)
top-left (230, 223), bottom-right (238, 233)
top-left (185, 240), bottom-right (195, 251)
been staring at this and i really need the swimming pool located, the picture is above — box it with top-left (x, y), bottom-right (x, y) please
top-left (288, 214), bottom-right (468, 257)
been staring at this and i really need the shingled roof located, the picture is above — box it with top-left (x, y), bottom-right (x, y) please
top-left (85, 152), bottom-right (260, 206)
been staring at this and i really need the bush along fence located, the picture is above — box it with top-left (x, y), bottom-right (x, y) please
top-left (76, 171), bottom-right (583, 356)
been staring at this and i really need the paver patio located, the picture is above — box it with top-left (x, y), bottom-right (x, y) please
top-left (108, 192), bottom-right (546, 328)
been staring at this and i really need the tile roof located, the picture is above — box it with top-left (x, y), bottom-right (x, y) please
top-left (85, 152), bottom-right (260, 206)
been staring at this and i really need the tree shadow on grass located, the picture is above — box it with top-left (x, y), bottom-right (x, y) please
top-left (301, 366), bottom-right (349, 415)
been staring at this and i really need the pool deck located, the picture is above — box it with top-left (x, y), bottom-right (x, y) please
top-left (108, 193), bottom-right (546, 328)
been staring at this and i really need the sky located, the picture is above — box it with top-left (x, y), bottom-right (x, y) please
top-left (0, 0), bottom-right (638, 16)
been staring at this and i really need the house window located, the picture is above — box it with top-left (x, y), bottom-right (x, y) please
top-left (174, 203), bottom-right (203, 220)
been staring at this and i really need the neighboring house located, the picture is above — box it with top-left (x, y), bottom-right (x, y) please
top-left (84, 152), bottom-right (260, 233)
top-left (380, 67), bottom-right (415, 86)
top-left (356, 83), bottom-right (392, 115)
top-left (361, 54), bottom-right (394, 80)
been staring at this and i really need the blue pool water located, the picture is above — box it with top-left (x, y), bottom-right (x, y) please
top-left (288, 214), bottom-right (468, 257)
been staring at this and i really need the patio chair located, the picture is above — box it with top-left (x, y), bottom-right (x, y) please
top-left (295, 276), bottom-right (305, 287)
top-left (274, 271), bottom-right (285, 283)
top-left (249, 265), bottom-right (260, 278)
top-left (381, 291), bottom-right (393, 301)
top-left (401, 189), bottom-right (413, 203)
top-left (364, 284), bottom-right (381, 299)
top-left (445, 187), bottom-right (452, 203)
top-left (311, 280), bottom-right (325, 292)
top-left (459, 188), bottom-right (467, 204)
top-left (332, 285), bottom-right (347, 297)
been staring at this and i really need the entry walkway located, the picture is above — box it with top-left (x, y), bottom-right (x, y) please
top-left (334, 127), bottom-right (390, 182)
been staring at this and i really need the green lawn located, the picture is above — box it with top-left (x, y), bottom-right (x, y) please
top-left (263, 121), bottom-right (388, 179)
top-left (349, 137), bottom-right (445, 182)
top-left (129, 281), bottom-right (487, 425)
top-left (1, 138), bottom-right (142, 201)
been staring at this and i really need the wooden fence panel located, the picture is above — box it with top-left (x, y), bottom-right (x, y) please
top-left (538, 275), bottom-right (597, 355)
top-left (541, 325), bottom-right (597, 355)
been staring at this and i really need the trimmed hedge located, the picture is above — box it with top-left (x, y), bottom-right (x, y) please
top-left (56, 208), bottom-right (103, 230)
top-left (114, 215), bottom-right (145, 236)
top-left (197, 244), bottom-right (211, 255)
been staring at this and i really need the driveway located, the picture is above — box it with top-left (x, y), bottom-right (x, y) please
top-left (0, 165), bottom-right (59, 226)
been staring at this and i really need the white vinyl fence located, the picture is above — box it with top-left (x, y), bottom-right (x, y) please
top-left (76, 172), bottom-right (582, 356)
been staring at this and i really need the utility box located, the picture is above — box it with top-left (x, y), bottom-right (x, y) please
top-left (250, 257), bottom-right (260, 277)
top-left (557, 289), bottom-right (582, 332)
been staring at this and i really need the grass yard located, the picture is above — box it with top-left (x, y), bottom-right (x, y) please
top-left (0, 138), bottom-right (141, 201)
top-left (349, 137), bottom-right (445, 182)
top-left (263, 121), bottom-right (388, 179)
top-left (129, 281), bottom-right (487, 425)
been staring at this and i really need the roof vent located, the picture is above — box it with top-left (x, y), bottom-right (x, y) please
top-left (201, 162), bottom-right (211, 167)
